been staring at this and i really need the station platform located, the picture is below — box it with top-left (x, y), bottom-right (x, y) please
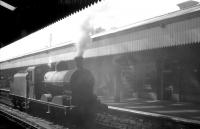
top-left (100, 97), bottom-right (200, 123)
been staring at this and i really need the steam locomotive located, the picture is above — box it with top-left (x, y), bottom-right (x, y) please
top-left (9, 62), bottom-right (107, 128)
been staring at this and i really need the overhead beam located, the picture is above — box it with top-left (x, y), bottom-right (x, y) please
top-left (0, 0), bottom-right (16, 11)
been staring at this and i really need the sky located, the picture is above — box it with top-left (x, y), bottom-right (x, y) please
top-left (88, 0), bottom-right (186, 29)
top-left (0, 0), bottom-right (199, 62)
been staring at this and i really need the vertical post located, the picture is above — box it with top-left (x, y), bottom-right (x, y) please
top-left (49, 33), bottom-right (52, 47)
top-left (25, 72), bottom-right (29, 111)
top-left (46, 104), bottom-right (51, 114)
top-left (156, 59), bottom-right (164, 100)
top-left (114, 76), bottom-right (120, 102)
top-left (48, 33), bottom-right (53, 67)
top-left (160, 61), bottom-right (164, 100)
top-left (178, 65), bottom-right (183, 101)
top-left (112, 56), bottom-right (123, 102)
top-left (114, 66), bottom-right (122, 102)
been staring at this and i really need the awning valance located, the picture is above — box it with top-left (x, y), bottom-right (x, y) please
top-left (85, 17), bottom-right (200, 58)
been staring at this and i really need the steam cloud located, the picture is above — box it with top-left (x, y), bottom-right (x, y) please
top-left (75, 16), bottom-right (93, 57)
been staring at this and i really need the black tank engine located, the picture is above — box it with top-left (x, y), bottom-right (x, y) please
top-left (10, 63), bottom-right (107, 128)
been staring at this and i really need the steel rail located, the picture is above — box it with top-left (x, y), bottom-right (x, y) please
top-left (0, 107), bottom-right (42, 129)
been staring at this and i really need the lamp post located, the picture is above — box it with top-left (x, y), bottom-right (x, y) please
top-left (48, 33), bottom-right (52, 68)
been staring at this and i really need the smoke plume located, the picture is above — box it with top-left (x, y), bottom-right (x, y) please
top-left (75, 16), bottom-right (93, 57)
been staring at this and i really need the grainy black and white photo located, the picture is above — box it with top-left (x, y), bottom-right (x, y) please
top-left (1, 0), bottom-right (200, 128)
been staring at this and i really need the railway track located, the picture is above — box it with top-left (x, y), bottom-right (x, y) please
top-left (0, 106), bottom-right (40, 129)
top-left (0, 103), bottom-right (70, 129)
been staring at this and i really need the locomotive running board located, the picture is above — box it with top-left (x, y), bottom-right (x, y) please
top-left (28, 98), bottom-right (75, 109)
top-left (28, 98), bottom-right (76, 115)
top-left (10, 94), bottom-right (76, 114)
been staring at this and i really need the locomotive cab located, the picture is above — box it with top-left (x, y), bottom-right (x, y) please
top-left (10, 67), bottom-right (35, 109)
top-left (10, 65), bottom-right (49, 109)
top-left (10, 71), bottom-right (28, 109)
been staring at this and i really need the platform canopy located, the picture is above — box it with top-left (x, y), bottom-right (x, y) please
top-left (86, 4), bottom-right (200, 58)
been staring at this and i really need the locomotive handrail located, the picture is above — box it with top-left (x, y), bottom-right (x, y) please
top-left (43, 81), bottom-right (70, 83)
top-left (43, 81), bottom-right (70, 87)
top-left (28, 98), bottom-right (76, 110)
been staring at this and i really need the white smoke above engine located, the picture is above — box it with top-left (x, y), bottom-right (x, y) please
top-left (74, 16), bottom-right (93, 57)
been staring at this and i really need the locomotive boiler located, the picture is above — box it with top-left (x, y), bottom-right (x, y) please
top-left (42, 69), bottom-right (75, 106)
